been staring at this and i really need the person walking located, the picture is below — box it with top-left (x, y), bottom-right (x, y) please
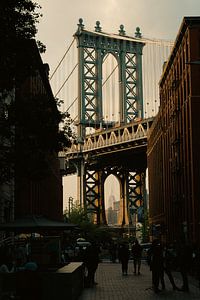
top-left (148, 239), bottom-right (165, 293)
top-left (131, 239), bottom-right (142, 275)
top-left (163, 243), bottom-right (179, 290)
top-left (118, 243), bottom-right (130, 275)
top-left (83, 241), bottom-right (100, 287)
top-left (176, 239), bottom-right (193, 292)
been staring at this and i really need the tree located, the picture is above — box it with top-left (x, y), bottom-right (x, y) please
top-left (63, 204), bottom-right (112, 243)
top-left (55, 99), bottom-right (77, 151)
top-left (64, 203), bottom-right (89, 225)
top-left (0, 0), bottom-right (45, 89)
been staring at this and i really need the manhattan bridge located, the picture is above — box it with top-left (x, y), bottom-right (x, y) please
top-left (50, 19), bottom-right (174, 227)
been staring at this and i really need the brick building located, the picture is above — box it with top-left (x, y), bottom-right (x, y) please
top-left (0, 39), bottom-right (63, 228)
top-left (147, 17), bottom-right (200, 245)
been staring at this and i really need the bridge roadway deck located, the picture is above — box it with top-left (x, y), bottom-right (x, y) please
top-left (78, 261), bottom-right (200, 300)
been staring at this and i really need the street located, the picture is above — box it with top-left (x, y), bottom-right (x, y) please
top-left (79, 260), bottom-right (200, 300)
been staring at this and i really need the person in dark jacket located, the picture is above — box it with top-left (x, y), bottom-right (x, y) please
top-left (83, 242), bottom-right (100, 287)
top-left (148, 239), bottom-right (165, 293)
top-left (131, 239), bottom-right (142, 275)
top-left (163, 243), bottom-right (179, 290)
top-left (118, 243), bottom-right (130, 275)
top-left (176, 239), bottom-right (193, 292)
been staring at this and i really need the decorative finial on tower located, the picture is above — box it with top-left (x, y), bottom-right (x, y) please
top-left (95, 21), bottom-right (102, 32)
top-left (135, 27), bottom-right (142, 38)
top-left (119, 24), bottom-right (126, 36)
top-left (77, 18), bottom-right (84, 31)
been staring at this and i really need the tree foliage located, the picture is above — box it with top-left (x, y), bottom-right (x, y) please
top-left (64, 204), bottom-right (89, 224)
top-left (0, 0), bottom-right (45, 90)
top-left (63, 204), bottom-right (112, 243)
top-left (55, 99), bottom-right (77, 151)
top-left (0, 0), bottom-right (45, 47)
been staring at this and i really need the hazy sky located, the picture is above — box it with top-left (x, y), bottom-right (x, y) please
top-left (35, 0), bottom-right (200, 210)
top-left (37, 0), bottom-right (200, 72)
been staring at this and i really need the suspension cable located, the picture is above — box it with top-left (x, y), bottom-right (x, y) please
top-left (54, 63), bottom-right (78, 98)
top-left (56, 37), bottom-right (173, 121)
top-left (49, 38), bottom-right (76, 80)
top-left (141, 36), bottom-right (174, 47)
top-left (71, 115), bottom-right (78, 124)
top-left (102, 65), bottom-right (118, 86)
top-left (66, 96), bottom-right (78, 112)
top-left (63, 54), bottom-right (113, 115)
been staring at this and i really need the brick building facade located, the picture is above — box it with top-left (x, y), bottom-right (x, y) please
top-left (0, 39), bottom-right (63, 228)
top-left (147, 17), bottom-right (200, 245)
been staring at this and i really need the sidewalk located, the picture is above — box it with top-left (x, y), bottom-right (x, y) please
top-left (78, 261), bottom-right (200, 300)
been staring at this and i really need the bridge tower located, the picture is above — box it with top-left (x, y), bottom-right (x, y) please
top-left (75, 18), bottom-right (145, 137)
top-left (73, 19), bottom-right (146, 226)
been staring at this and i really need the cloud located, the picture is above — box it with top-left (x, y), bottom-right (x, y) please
top-left (36, 0), bottom-right (200, 82)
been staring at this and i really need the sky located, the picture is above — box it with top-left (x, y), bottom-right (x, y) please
top-left (36, 0), bottom-right (200, 73)
top-left (36, 0), bottom-right (200, 210)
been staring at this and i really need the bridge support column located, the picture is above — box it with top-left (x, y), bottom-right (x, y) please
top-left (84, 169), bottom-right (107, 225)
top-left (118, 175), bottom-right (129, 226)
top-left (127, 170), bottom-right (146, 227)
top-left (76, 158), bottom-right (85, 209)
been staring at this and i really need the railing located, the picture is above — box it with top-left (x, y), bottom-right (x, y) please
top-left (68, 117), bottom-right (154, 155)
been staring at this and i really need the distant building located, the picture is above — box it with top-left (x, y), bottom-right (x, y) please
top-left (107, 193), bottom-right (116, 209)
top-left (113, 200), bottom-right (120, 211)
top-left (106, 200), bottom-right (120, 225)
top-left (147, 17), bottom-right (200, 245)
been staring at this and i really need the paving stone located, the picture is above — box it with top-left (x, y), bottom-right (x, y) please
top-left (78, 261), bottom-right (200, 300)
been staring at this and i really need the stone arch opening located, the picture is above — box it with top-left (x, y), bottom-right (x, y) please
top-left (102, 53), bottom-right (120, 124)
top-left (104, 174), bottom-right (121, 225)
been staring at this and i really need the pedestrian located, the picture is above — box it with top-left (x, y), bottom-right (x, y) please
top-left (148, 239), bottom-right (165, 293)
top-left (163, 243), bottom-right (179, 290)
top-left (83, 241), bottom-right (100, 287)
top-left (131, 239), bottom-right (142, 275)
top-left (176, 239), bottom-right (193, 292)
top-left (109, 242), bottom-right (117, 263)
top-left (118, 243), bottom-right (129, 275)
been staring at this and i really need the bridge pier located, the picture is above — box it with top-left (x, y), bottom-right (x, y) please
top-left (64, 118), bottom-right (153, 234)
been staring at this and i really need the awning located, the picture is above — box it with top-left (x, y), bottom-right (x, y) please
top-left (0, 215), bottom-right (78, 232)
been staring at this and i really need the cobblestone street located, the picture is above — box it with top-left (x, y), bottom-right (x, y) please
top-left (78, 261), bottom-right (200, 300)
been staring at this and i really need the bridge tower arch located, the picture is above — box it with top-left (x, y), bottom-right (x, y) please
top-left (75, 19), bottom-right (145, 138)
top-left (73, 19), bottom-right (147, 226)
top-left (83, 167), bottom-right (146, 227)
top-left (102, 52), bottom-right (119, 124)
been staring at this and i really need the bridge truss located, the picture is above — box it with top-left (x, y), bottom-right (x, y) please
top-left (54, 20), bottom-right (173, 227)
